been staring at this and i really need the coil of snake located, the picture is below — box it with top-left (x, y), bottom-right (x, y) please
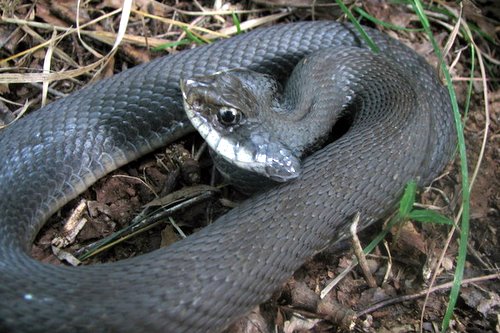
top-left (0, 21), bottom-right (455, 332)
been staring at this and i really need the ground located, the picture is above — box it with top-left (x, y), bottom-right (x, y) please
top-left (1, 1), bottom-right (498, 332)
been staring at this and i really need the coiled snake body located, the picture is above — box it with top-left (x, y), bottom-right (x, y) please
top-left (0, 22), bottom-right (455, 332)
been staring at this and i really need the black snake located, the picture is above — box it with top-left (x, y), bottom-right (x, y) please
top-left (0, 21), bottom-right (455, 332)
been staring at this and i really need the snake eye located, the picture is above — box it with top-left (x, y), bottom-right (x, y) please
top-left (217, 107), bottom-right (241, 126)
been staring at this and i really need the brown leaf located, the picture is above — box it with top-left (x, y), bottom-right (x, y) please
top-left (391, 222), bottom-right (427, 255)
top-left (364, 0), bottom-right (414, 28)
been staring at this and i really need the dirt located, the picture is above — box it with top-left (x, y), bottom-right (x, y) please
top-left (2, 1), bottom-right (499, 332)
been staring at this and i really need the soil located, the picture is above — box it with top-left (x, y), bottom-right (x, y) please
top-left (1, 1), bottom-right (498, 332)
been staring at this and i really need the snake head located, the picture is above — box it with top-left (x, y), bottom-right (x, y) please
top-left (180, 70), bottom-right (301, 183)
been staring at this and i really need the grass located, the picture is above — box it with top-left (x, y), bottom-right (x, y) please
top-left (411, 2), bottom-right (470, 331)
top-left (335, 0), bottom-right (380, 52)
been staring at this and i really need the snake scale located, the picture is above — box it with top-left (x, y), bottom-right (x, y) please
top-left (0, 21), bottom-right (455, 332)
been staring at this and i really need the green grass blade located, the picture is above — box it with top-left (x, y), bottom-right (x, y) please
top-left (408, 210), bottom-right (453, 225)
top-left (152, 39), bottom-right (192, 51)
top-left (411, 1), bottom-right (471, 331)
top-left (231, 12), bottom-right (242, 34)
top-left (336, 0), bottom-right (380, 53)
top-left (354, 7), bottom-right (423, 32)
top-left (181, 26), bottom-right (207, 45)
top-left (399, 180), bottom-right (417, 216)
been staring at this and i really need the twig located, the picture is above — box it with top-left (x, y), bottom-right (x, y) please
top-left (358, 273), bottom-right (500, 316)
top-left (350, 213), bottom-right (377, 288)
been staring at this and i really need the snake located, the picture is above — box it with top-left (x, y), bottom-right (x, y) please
top-left (0, 21), bottom-right (455, 332)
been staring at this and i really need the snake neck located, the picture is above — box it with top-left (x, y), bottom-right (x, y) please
top-left (181, 46), bottom-right (421, 187)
